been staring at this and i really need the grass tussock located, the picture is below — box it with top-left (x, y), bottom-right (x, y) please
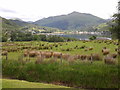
top-left (2, 59), bottom-right (119, 88)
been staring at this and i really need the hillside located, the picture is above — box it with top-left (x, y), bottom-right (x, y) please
top-left (2, 17), bottom-right (60, 33)
top-left (1, 17), bottom-right (61, 41)
top-left (10, 19), bottom-right (30, 26)
top-left (34, 11), bottom-right (106, 30)
top-left (9, 18), bottom-right (60, 33)
top-left (2, 17), bottom-right (21, 38)
top-left (95, 20), bottom-right (114, 31)
top-left (2, 17), bottom-right (21, 32)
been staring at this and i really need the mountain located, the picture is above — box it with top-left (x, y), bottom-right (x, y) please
top-left (33, 11), bottom-right (106, 30)
top-left (10, 18), bottom-right (23, 21)
top-left (10, 19), bottom-right (30, 26)
top-left (1, 17), bottom-right (60, 41)
top-left (2, 17), bottom-right (60, 34)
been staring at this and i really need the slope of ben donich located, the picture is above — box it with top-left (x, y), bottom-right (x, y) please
top-left (33, 11), bottom-right (107, 30)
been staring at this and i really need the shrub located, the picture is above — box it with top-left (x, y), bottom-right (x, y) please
top-left (89, 36), bottom-right (96, 40)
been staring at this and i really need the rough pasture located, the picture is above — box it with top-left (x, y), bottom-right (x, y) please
top-left (2, 40), bottom-right (118, 64)
top-left (2, 40), bottom-right (119, 88)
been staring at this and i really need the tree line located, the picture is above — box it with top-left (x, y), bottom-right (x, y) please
top-left (110, 1), bottom-right (120, 40)
top-left (2, 31), bottom-right (78, 42)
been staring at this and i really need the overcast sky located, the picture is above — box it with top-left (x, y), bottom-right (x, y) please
top-left (0, 0), bottom-right (118, 21)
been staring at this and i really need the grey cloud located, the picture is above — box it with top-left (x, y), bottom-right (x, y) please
top-left (0, 8), bottom-right (17, 13)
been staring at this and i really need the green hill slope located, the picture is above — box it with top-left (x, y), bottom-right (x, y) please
top-left (2, 17), bottom-right (21, 32)
top-left (1, 17), bottom-right (21, 41)
top-left (10, 19), bottom-right (30, 26)
top-left (34, 11), bottom-right (106, 30)
top-left (2, 17), bottom-right (60, 34)
top-left (1, 17), bottom-right (61, 41)
top-left (9, 18), bottom-right (60, 33)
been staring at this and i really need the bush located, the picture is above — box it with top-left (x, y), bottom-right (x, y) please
top-left (89, 36), bottom-right (96, 40)
top-left (2, 36), bottom-right (8, 42)
top-left (47, 35), bottom-right (64, 42)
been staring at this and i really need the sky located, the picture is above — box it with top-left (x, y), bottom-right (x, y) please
top-left (0, 0), bottom-right (118, 21)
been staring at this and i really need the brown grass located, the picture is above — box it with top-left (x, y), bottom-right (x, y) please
top-left (102, 49), bottom-right (110, 55)
top-left (104, 56), bottom-right (116, 65)
top-left (91, 53), bottom-right (101, 61)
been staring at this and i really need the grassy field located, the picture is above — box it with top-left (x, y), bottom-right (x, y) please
top-left (2, 40), bottom-right (118, 60)
top-left (2, 40), bottom-right (119, 88)
top-left (2, 79), bottom-right (69, 88)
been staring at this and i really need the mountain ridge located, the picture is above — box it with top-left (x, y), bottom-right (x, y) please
top-left (33, 11), bottom-right (107, 30)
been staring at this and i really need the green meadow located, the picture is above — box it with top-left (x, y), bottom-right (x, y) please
top-left (2, 79), bottom-right (69, 88)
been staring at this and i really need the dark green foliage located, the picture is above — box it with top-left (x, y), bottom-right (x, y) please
top-left (10, 31), bottom-right (33, 41)
top-left (9, 31), bottom-right (78, 42)
top-left (109, 2), bottom-right (120, 40)
top-left (47, 35), bottom-right (64, 42)
top-left (2, 36), bottom-right (8, 42)
top-left (109, 13), bottom-right (120, 40)
top-left (40, 31), bottom-right (52, 33)
top-left (89, 36), bottom-right (97, 40)
top-left (38, 35), bottom-right (46, 41)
